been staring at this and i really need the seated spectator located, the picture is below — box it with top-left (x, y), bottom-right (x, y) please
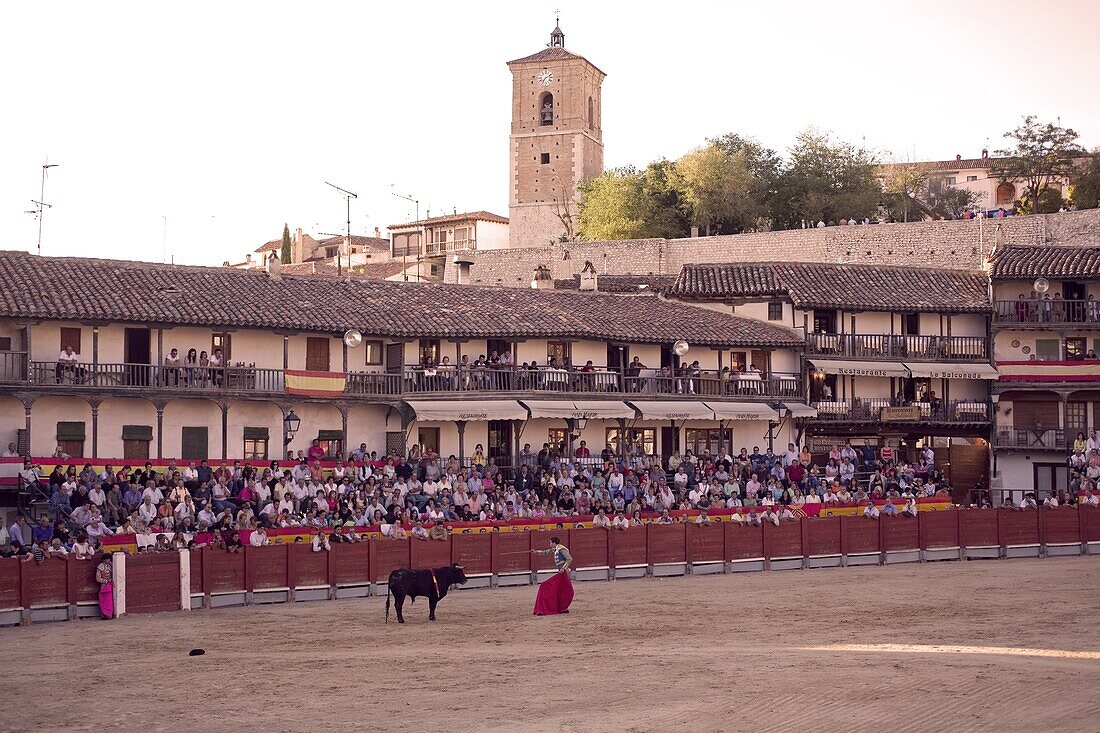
top-left (881, 498), bottom-right (899, 517)
top-left (249, 526), bottom-right (270, 547)
top-left (695, 508), bottom-right (712, 526)
top-left (902, 497), bottom-right (918, 517)
top-left (863, 503), bottom-right (880, 519)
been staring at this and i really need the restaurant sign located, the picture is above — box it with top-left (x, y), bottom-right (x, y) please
top-left (880, 406), bottom-right (921, 422)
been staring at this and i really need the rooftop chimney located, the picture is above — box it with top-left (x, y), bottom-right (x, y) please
top-left (267, 252), bottom-right (282, 280)
top-left (579, 260), bottom-right (598, 291)
top-left (531, 264), bottom-right (554, 290)
top-left (956, 154), bottom-right (961, 161)
top-left (374, 227), bottom-right (381, 239)
top-left (981, 148), bottom-right (989, 160)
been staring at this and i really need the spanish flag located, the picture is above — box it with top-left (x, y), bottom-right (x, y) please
top-left (284, 370), bottom-right (347, 397)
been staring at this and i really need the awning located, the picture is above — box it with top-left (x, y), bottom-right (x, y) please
top-left (406, 400), bottom-right (528, 421)
top-left (808, 359), bottom-right (909, 378)
top-left (704, 402), bottom-right (780, 421)
top-left (903, 362), bottom-right (999, 379)
top-left (520, 400), bottom-right (635, 419)
top-left (782, 402), bottom-right (818, 418)
top-left (122, 425), bottom-right (154, 441)
top-left (627, 401), bottom-right (715, 421)
top-left (56, 421), bottom-right (85, 440)
top-left (569, 400), bottom-right (635, 419)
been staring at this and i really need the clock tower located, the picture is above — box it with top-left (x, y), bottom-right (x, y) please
top-left (507, 21), bottom-right (605, 248)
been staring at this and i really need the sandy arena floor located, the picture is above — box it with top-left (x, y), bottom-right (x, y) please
top-left (3, 556), bottom-right (1099, 733)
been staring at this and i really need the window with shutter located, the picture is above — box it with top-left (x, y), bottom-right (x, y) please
top-left (1035, 339), bottom-right (1061, 361)
top-left (181, 427), bottom-right (209, 460)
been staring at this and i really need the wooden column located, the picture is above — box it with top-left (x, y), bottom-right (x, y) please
top-left (90, 402), bottom-right (99, 459)
top-left (456, 420), bottom-right (467, 461)
top-left (92, 327), bottom-right (99, 372)
top-left (220, 403), bottom-right (229, 460)
top-left (156, 406), bottom-right (165, 460)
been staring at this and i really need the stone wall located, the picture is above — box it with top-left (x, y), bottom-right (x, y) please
top-left (448, 209), bottom-right (1100, 287)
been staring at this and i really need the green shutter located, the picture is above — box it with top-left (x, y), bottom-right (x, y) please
top-left (122, 425), bottom-right (153, 441)
top-left (317, 429), bottom-right (344, 441)
top-left (181, 427), bottom-right (209, 460)
top-left (56, 421), bottom-right (86, 440)
top-left (1035, 339), bottom-right (1061, 361)
top-left (243, 426), bottom-right (269, 440)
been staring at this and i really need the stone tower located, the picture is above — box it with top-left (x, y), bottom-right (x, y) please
top-left (507, 21), bottom-right (605, 248)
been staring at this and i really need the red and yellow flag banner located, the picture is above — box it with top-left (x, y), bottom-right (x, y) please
top-left (284, 370), bottom-right (347, 397)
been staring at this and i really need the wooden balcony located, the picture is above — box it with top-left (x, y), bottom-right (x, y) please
top-left (994, 299), bottom-right (1100, 328)
top-left (811, 398), bottom-right (991, 424)
top-left (0, 358), bottom-right (803, 403)
top-left (806, 333), bottom-right (989, 361)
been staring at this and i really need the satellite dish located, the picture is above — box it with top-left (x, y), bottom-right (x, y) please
top-left (1033, 278), bottom-right (1050, 295)
top-left (673, 340), bottom-right (690, 357)
top-left (343, 329), bottom-right (363, 348)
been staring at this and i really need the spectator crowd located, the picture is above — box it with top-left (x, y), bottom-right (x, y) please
top-left (5, 434), bottom-right (1096, 561)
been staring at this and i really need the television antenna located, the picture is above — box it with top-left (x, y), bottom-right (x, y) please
top-left (324, 181), bottom-right (357, 277)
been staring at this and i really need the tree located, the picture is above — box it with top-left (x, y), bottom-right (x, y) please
top-left (990, 115), bottom-right (1084, 214)
top-left (1070, 149), bottom-right (1100, 210)
top-left (709, 133), bottom-right (782, 230)
top-left (925, 175), bottom-right (983, 220)
top-left (280, 223), bottom-right (292, 264)
top-left (772, 129), bottom-right (882, 228)
top-left (881, 163), bottom-right (930, 222)
top-left (577, 163), bottom-right (689, 241)
top-left (671, 143), bottom-right (754, 235)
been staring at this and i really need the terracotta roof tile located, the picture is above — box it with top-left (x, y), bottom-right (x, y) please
top-left (670, 262), bottom-right (991, 313)
top-left (553, 275), bottom-right (675, 293)
top-left (991, 245), bottom-right (1100, 280)
top-left (389, 211), bottom-right (508, 230)
top-left (0, 251), bottom-right (801, 347)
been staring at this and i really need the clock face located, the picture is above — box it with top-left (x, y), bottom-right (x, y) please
top-left (538, 69), bottom-right (553, 86)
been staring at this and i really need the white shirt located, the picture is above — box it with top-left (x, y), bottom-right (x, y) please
top-left (864, 505), bottom-right (880, 518)
top-left (58, 349), bottom-right (78, 364)
top-left (311, 534), bottom-right (330, 552)
top-left (250, 531), bottom-right (270, 547)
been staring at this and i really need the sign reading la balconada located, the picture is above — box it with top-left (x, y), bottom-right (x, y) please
top-left (880, 406), bottom-right (921, 422)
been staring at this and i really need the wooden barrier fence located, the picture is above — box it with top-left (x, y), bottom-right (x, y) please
top-left (1, 507), bottom-right (1098, 624)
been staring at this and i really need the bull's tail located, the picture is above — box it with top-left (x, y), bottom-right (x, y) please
top-left (385, 581), bottom-right (391, 624)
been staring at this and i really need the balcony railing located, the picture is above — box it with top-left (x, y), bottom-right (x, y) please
top-left (423, 239), bottom-right (476, 256)
top-left (812, 398), bottom-right (991, 423)
top-left (994, 428), bottom-right (1066, 449)
top-left (1, 359), bottom-right (804, 401)
top-left (994, 299), bottom-right (1100, 326)
top-left (806, 333), bottom-right (989, 360)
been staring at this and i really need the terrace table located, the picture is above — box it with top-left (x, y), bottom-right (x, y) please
top-left (815, 401), bottom-right (851, 416)
top-left (542, 368), bottom-right (568, 390)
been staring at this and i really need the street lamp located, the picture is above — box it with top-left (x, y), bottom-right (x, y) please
top-left (283, 409), bottom-right (301, 445)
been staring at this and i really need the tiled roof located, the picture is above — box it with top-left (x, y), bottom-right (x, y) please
top-left (553, 275), bottom-right (676, 293)
top-left (991, 245), bottom-right (1100, 280)
top-left (507, 47), bottom-right (582, 64)
top-left (317, 235), bottom-right (390, 252)
top-left (255, 238), bottom-right (282, 253)
top-left (389, 211), bottom-right (508, 230)
top-left (281, 261), bottom-right (409, 280)
top-left (0, 251), bottom-right (802, 347)
top-left (669, 262), bottom-right (991, 313)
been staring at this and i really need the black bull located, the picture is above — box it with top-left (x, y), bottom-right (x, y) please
top-left (386, 564), bottom-right (468, 623)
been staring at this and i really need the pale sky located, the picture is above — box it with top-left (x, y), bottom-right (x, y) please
top-left (2, 0), bottom-right (1097, 266)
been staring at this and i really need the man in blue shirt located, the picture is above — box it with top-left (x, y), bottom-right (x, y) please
top-left (32, 517), bottom-right (54, 544)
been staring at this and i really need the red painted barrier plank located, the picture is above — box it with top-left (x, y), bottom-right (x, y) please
top-left (68, 557), bottom-right (100, 604)
top-left (688, 523), bottom-right (725, 563)
top-left (411, 538), bottom-right (452, 570)
top-left (763, 521), bottom-right (802, 559)
top-left (250, 546), bottom-right (289, 590)
top-left (502, 533), bottom-right (540, 574)
top-left (333, 542), bottom-right (371, 585)
top-left (920, 510), bottom-right (960, 550)
top-left (370, 539), bottom-right (410, 583)
top-left (648, 523), bottom-right (687, 564)
top-left (290, 544), bottom-right (329, 587)
top-left (1042, 507), bottom-right (1081, 545)
top-left (728, 523), bottom-right (764, 560)
top-left (125, 552), bottom-right (180, 613)
top-left (1083, 506), bottom-right (1100, 543)
top-left (451, 534), bottom-right (492, 575)
top-left (610, 526), bottom-right (647, 567)
top-left (190, 548), bottom-right (204, 594)
top-left (567, 528), bottom-right (610, 569)
top-left (206, 549), bottom-right (246, 593)
top-left (960, 510), bottom-right (999, 548)
top-left (841, 516), bottom-right (880, 555)
top-left (805, 517), bottom-right (842, 557)
top-left (882, 516), bottom-right (920, 552)
top-left (0, 558), bottom-right (20, 610)
top-left (22, 558), bottom-right (68, 607)
top-left (1000, 509), bottom-right (1040, 546)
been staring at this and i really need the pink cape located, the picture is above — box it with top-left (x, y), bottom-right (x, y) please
top-left (99, 582), bottom-right (114, 619)
top-left (533, 571), bottom-right (574, 616)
